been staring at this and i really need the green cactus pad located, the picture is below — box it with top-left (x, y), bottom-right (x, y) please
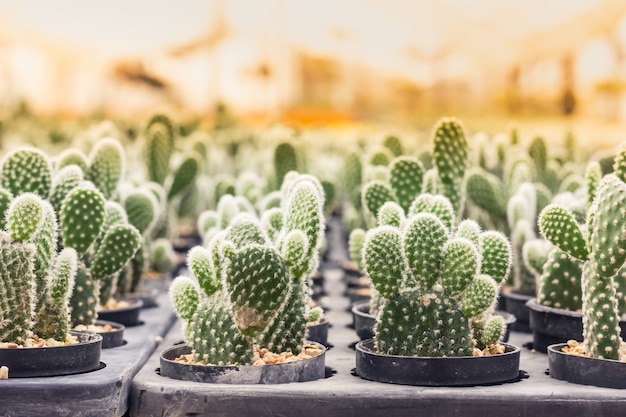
top-left (344, 152), bottom-right (363, 209)
top-left (461, 274), bottom-right (497, 318)
top-left (144, 116), bottom-right (175, 185)
top-left (363, 226), bottom-right (404, 298)
top-left (479, 231), bottom-right (512, 286)
top-left (377, 201), bottom-right (405, 227)
top-left (455, 219), bottom-right (481, 246)
top-left (466, 168), bottom-right (506, 218)
top-left (91, 224), bottom-right (142, 280)
top-left (348, 228), bottom-right (365, 268)
top-left (389, 156), bottom-right (424, 213)
top-left (0, 237), bottom-right (36, 344)
top-left (0, 147), bottom-right (52, 198)
top-left (170, 276), bottom-right (200, 321)
top-left (167, 153), bottom-right (200, 201)
top-left (362, 180), bottom-right (395, 221)
top-left (49, 165), bottom-right (83, 214)
top-left (539, 204), bottom-right (588, 260)
top-left (259, 282), bottom-right (308, 354)
top-left (6, 193), bottom-right (44, 243)
top-left (56, 149), bottom-right (89, 174)
top-left (86, 138), bottom-right (124, 199)
top-left (440, 238), bottom-right (479, 296)
top-left (225, 216), bottom-right (269, 249)
top-left (187, 246), bottom-right (219, 296)
top-left (404, 213), bottom-right (447, 288)
top-left (588, 174), bottom-right (626, 277)
top-left (224, 245), bottom-right (289, 337)
top-left (69, 263), bottom-right (99, 326)
top-left (274, 143), bottom-right (298, 188)
top-left (537, 248), bottom-right (583, 310)
top-left (585, 161), bottom-right (602, 209)
top-left (60, 187), bottom-right (106, 256)
top-left (124, 189), bottom-right (158, 235)
top-left (481, 315), bottom-right (504, 347)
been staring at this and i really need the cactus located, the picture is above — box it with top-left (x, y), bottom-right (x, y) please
top-left (59, 187), bottom-right (106, 257)
top-left (56, 149), bottom-right (89, 174)
top-left (273, 142), bottom-right (298, 189)
top-left (0, 194), bottom-right (78, 344)
top-left (585, 161), bottom-right (602, 208)
top-left (167, 152), bottom-right (200, 201)
top-left (388, 156), bottom-right (424, 214)
top-left (348, 228), bottom-right (365, 269)
top-left (144, 114), bottom-right (175, 185)
top-left (124, 188), bottom-right (158, 236)
top-left (343, 152), bottom-right (363, 210)
top-left (539, 172), bottom-right (626, 360)
top-left (466, 168), bottom-right (506, 222)
top-left (432, 118), bottom-right (468, 218)
top-left (1, 147), bottom-right (52, 198)
top-left (536, 248), bottom-right (583, 310)
top-left (382, 135), bottom-right (403, 157)
top-left (170, 174), bottom-right (325, 363)
top-left (363, 195), bottom-right (511, 357)
top-left (86, 137), bottom-right (125, 200)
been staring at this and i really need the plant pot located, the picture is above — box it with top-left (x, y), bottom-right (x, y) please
top-left (355, 339), bottom-right (521, 386)
top-left (351, 301), bottom-right (376, 341)
top-left (527, 298), bottom-right (626, 353)
top-left (501, 288), bottom-right (535, 333)
top-left (307, 319), bottom-right (329, 347)
top-left (95, 320), bottom-right (125, 349)
top-left (548, 343), bottom-right (626, 388)
top-left (159, 342), bottom-right (326, 384)
top-left (132, 287), bottom-right (160, 309)
top-left (0, 330), bottom-right (102, 378)
top-left (97, 297), bottom-right (143, 327)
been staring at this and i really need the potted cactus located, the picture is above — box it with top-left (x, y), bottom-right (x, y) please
top-left (355, 194), bottom-right (520, 386)
top-left (539, 171), bottom-right (626, 388)
top-left (528, 159), bottom-right (626, 353)
top-left (161, 174), bottom-right (327, 384)
top-left (0, 193), bottom-right (102, 377)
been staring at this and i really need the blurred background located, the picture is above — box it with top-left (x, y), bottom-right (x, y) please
top-left (1, 0), bottom-right (626, 135)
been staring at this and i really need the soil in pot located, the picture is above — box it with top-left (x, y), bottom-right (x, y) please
top-left (0, 330), bottom-right (103, 378)
top-left (159, 342), bottom-right (326, 384)
top-left (355, 339), bottom-right (521, 386)
top-left (548, 341), bottom-right (626, 388)
top-left (97, 297), bottom-right (143, 327)
top-left (75, 320), bottom-right (125, 349)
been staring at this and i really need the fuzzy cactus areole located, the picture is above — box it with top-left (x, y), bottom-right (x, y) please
top-left (363, 195), bottom-right (511, 357)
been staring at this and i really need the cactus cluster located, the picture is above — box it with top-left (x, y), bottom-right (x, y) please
top-left (362, 194), bottom-right (512, 357)
top-left (170, 173), bottom-right (325, 365)
top-left (0, 193), bottom-right (78, 344)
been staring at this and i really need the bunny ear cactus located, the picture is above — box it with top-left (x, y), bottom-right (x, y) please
top-left (124, 188), bottom-right (159, 236)
top-left (539, 173), bottom-right (626, 360)
top-left (432, 118), bottom-right (468, 218)
top-left (144, 114), bottom-right (175, 185)
top-left (0, 147), bottom-right (52, 198)
top-left (348, 228), bottom-right (365, 269)
top-left (585, 161), bottom-right (602, 208)
top-left (362, 180), bottom-right (394, 226)
top-left (86, 137), bottom-right (125, 200)
top-left (537, 247), bottom-right (583, 310)
top-left (363, 196), bottom-right (511, 358)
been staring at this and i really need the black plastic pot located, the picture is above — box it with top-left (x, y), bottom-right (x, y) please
top-left (351, 301), bottom-right (376, 341)
top-left (355, 339), bottom-right (521, 386)
top-left (0, 330), bottom-right (102, 378)
top-left (501, 288), bottom-right (535, 333)
top-left (97, 297), bottom-right (143, 327)
top-left (159, 342), bottom-right (326, 384)
top-left (133, 287), bottom-right (160, 309)
top-left (307, 319), bottom-right (329, 347)
top-left (95, 320), bottom-right (125, 349)
top-left (527, 298), bottom-right (626, 353)
top-left (548, 343), bottom-right (626, 388)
